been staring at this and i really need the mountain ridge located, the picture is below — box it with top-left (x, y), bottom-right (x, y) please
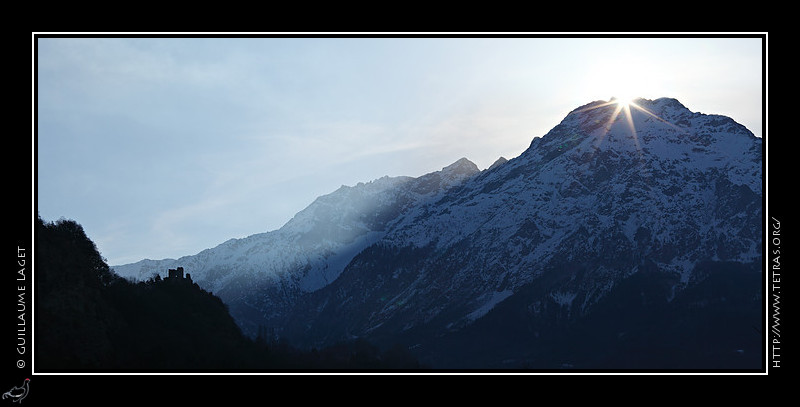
top-left (268, 97), bottom-right (761, 365)
top-left (112, 155), bottom-right (485, 334)
top-left (112, 97), bottom-right (762, 368)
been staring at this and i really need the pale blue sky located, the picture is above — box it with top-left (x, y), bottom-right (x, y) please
top-left (35, 35), bottom-right (764, 265)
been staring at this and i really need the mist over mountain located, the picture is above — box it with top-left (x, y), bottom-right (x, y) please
top-left (113, 156), bottom-right (482, 335)
top-left (113, 97), bottom-right (763, 370)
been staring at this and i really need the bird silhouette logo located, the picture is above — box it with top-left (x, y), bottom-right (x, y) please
top-left (2, 378), bottom-right (29, 404)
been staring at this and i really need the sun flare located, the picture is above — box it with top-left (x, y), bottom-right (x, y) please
top-left (575, 96), bottom-right (666, 155)
top-left (612, 95), bottom-right (638, 110)
top-left (614, 97), bottom-right (632, 107)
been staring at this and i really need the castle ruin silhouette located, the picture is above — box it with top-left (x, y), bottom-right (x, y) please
top-left (167, 267), bottom-right (192, 282)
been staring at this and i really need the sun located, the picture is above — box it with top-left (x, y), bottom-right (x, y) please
top-left (575, 95), bottom-right (663, 154)
top-left (610, 96), bottom-right (638, 144)
top-left (612, 95), bottom-right (636, 109)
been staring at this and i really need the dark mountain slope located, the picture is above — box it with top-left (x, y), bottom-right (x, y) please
top-left (35, 216), bottom-right (258, 370)
top-left (35, 216), bottom-right (421, 371)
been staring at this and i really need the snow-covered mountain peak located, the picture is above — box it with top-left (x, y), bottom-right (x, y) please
top-left (441, 157), bottom-right (479, 175)
top-left (385, 95), bottom-right (761, 265)
top-left (112, 97), bottom-right (762, 359)
top-left (488, 157), bottom-right (508, 170)
top-left (527, 97), bottom-right (758, 162)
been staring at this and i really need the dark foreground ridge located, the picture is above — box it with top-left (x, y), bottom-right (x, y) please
top-left (35, 216), bottom-right (422, 371)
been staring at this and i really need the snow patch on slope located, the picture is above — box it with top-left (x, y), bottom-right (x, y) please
top-left (466, 290), bottom-right (513, 321)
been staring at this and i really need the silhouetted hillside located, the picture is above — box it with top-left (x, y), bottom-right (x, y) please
top-left (35, 216), bottom-right (421, 371)
top-left (410, 260), bottom-right (762, 370)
